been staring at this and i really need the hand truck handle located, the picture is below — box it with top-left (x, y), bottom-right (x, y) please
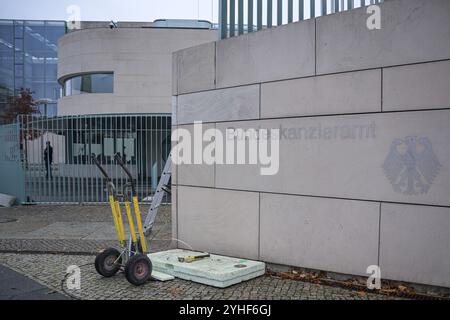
top-left (114, 153), bottom-right (136, 195)
top-left (91, 154), bottom-right (111, 182)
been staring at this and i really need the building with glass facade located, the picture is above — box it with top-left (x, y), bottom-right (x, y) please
top-left (0, 20), bottom-right (67, 121)
top-left (0, 19), bottom-right (217, 204)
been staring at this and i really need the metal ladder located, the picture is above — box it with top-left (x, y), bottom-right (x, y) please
top-left (143, 154), bottom-right (172, 235)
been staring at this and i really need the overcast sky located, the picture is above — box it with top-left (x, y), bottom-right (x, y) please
top-left (0, 0), bottom-right (366, 23)
top-left (0, 0), bottom-right (220, 22)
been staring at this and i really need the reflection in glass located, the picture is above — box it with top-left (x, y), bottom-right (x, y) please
top-left (0, 19), bottom-right (66, 119)
top-left (63, 73), bottom-right (114, 96)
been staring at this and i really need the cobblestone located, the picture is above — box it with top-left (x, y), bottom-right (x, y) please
top-left (0, 204), bottom-right (403, 300)
top-left (0, 204), bottom-right (172, 253)
top-left (0, 204), bottom-right (170, 239)
top-left (0, 238), bottom-right (118, 254)
top-left (0, 253), bottom-right (400, 300)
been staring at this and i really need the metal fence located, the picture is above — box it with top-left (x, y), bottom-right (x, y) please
top-left (219, 0), bottom-right (384, 39)
top-left (0, 122), bottom-right (25, 202)
top-left (0, 114), bottom-right (171, 204)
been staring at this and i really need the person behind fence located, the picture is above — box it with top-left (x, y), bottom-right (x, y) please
top-left (44, 141), bottom-right (53, 179)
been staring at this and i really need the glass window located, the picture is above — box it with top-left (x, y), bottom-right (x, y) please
top-left (70, 76), bottom-right (81, 95)
top-left (63, 73), bottom-right (114, 96)
top-left (0, 20), bottom-right (14, 94)
top-left (45, 80), bottom-right (60, 101)
top-left (0, 20), bottom-right (66, 119)
top-left (24, 21), bottom-right (46, 54)
top-left (14, 21), bottom-right (24, 38)
top-left (45, 21), bottom-right (66, 52)
top-left (91, 73), bottom-right (113, 93)
top-left (46, 103), bottom-right (57, 117)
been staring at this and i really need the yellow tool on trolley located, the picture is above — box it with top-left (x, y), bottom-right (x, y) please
top-left (92, 154), bottom-right (152, 286)
top-left (178, 254), bottom-right (210, 263)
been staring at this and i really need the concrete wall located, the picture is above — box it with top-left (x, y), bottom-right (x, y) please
top-left (57, 27), bottom-right (217, 116)
top-left (172, 0), bottom-right (450, 288)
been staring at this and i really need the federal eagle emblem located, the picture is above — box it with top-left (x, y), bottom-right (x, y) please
top-left (383, 136), bottom-right (441, 195)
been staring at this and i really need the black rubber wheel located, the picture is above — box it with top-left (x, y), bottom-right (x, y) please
top-left (95, 248), bottom-right (122, 277)
top-left (124, 254), bottom-right (152, 286)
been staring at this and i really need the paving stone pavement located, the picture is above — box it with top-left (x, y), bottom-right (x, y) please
top-left (0, 204), bottom-right (402, 300)
top-left (0, 204), bottom-right (172, 254)
top-left (0, 253), bottom-right (399, 300)
top-left (0, 264), bottom-right (68, 300)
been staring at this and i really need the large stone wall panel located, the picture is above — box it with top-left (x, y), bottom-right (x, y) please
top-left (176, 124), bottom-right (215, 187)
top-left (261, 69), bottom-right (381, 118)
top-left (216, 19), bottom-right (315, 88)
top-left (316, 0), bottom-right (450, 74)
top-left (383, 60), bottom-right (450, 112)
top-left (177, 85), bottom-right (260, 124)
top-left (177, 186), bottom-right (259, 259)
top-left (176, 42), bottom-right (216, 95)
top-left (171, 185), bottom-right (178, 245)
top-left (380, 203), bottom-right (450, 287)
top-left (216, 110), bottom-right (450, 207)
top-left (260, 193), bottom-right (379, 276)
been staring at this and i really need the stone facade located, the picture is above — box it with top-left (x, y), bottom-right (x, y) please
top-left (58, 27), bottom-right (217, 116)
top-left (172, 0), bottom-right (450, 288)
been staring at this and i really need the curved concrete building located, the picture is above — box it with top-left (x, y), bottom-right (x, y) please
top-left (57, 26), bottom-right (217, 116)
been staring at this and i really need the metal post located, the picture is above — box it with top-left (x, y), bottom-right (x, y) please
top-left (139, 115), bottom-right (143, 202)
top-left (288, 0), bottom-right (293, 23)
top-left (238, 0), bottom-right (244, 34)
top-left (41, 115), bottom-right (46, 202)
top-left (322, 0), bottom-right (327, 16)
top-left (136, 116), bottom-right (140, 201)
top-left (145, 115), bottom-right (149, 200)
top-left (248, 0), bottom-right (254, 32)
top-left (64, 117), bottom-right (68, 202)
top-left (88, 117), bottom-right (91, 202)
top-left (88, 116), bottom-right (92, 202)
top-left (117, 117), bottom-right (121, 193)
top-left (79, 117), bottom-right (84, 203)
top-left (277, 0), bottom-right (282, 26)
top-left (299, 0), bottom-right (304, 21)
top-left (68, 117), bottom-right (72, 202)
top-left (230, 0), bottom-right (236, 37)
top-left (77, 116), bottom-right (81, 204)
top-left (257, 0), bottom-right (263, 30)
top-left (310, 0), bottom-right (315, 18)
top-left (56, 118), bottom-right (60, 201)
top-left (51, 118), bottom-right (56, 201)
top-left (27, 115), bottom-right (32, 202)
top-left (17, 117), bottom-right (25, 203)
top-left (335, 0), bottom-right (340, 12)
top-left (267, 0), bottom-right (273, 28)
top-left (219, 0), bottom-right (228, 39)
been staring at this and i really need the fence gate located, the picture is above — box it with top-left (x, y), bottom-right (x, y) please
top-left (0, 122), bottom-right (25, 203)
top-left (7, 114), bottom-right (171, 204)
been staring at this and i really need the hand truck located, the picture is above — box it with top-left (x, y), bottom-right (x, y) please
top-left (92, 154), bottom-right (152, 286)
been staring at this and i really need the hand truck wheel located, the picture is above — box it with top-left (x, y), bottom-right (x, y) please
top-left (95, 248), bottom-right (122, 277)
top-left (124, 254), bottom-right (152, 286)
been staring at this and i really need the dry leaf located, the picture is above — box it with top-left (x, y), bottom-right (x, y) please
top-left (358, 291), bottom-right (367, 297)
top-left (398, 285), bottom-right (408, 292)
